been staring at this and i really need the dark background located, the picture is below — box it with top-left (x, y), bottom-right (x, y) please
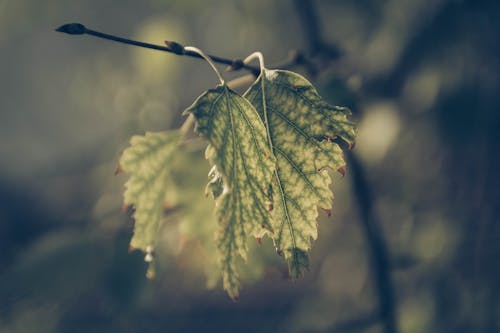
top-left (1, 0), bottom-right (499, 332)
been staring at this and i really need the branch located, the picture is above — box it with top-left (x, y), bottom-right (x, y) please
top-left (291, 1), bottom-right (399, 333)
top-left (55, 23), bottom-right (261, 75)
top-left (293, 0), bottom-right (342, 75)
top-left (346, 151), bottom-right (398, 333)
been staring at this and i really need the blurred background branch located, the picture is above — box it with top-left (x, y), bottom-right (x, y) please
top-left (291, 1), bottom-right (397, 333)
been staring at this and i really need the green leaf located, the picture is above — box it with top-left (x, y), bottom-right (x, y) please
top-left (244, 69), bottom-right (356, 277)
top-left (184, 85), bottom-right (275, 299)
top-left (119, 131), bottom-right (181, 252)
top-left (169, 150), bottom-right (220, 289)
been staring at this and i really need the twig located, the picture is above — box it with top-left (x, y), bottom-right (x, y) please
top-left (55, 23), bottom-right (261, 76)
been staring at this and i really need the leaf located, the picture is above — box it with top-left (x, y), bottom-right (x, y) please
top-left (244, 69), bottom-right (356, 277)
top-left (184, 85), bottom-right (275, 299)
top-left (119, 131), bottom-right (181, 253)
top-left (168, 150), bottom-right (221, 289)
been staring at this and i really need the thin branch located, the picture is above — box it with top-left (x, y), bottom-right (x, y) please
top-left (55, 23), bottom-right (261, 76)
top-left (292, 0), bottom-right (325, 54)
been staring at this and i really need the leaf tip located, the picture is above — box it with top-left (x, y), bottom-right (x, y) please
top-left (287, 249), bottom-right (310, 279)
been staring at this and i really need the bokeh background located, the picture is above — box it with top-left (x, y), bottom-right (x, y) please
top-left (1, 0), bottom-right (499, 332)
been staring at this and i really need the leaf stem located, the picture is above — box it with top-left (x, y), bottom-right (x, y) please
top-left (244, 52), bottom-right (266, 73)
top-left (184, 46), bottom-right (225, 85)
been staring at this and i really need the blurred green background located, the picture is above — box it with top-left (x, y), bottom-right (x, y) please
top-left (1, 0), bottom-right (499, 332)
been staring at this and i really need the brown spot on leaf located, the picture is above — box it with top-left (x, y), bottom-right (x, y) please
top-left (256, 237), bottom-right (262, 245)
top-left (114, 164), bottom-right (124, 175)
top-left (337, 165), bottom-right (346, 177)
top-left (123, 204), bottom-right (135, 216)
top-left (163, 202), bottom-right (179, 215)
top-left (321, 208), bottom-right (332, 217)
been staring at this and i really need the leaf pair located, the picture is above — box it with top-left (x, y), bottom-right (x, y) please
top-left (118, 50), bottom-right (355, 300)
top-left (184, 57), bottom-right (355, 299)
